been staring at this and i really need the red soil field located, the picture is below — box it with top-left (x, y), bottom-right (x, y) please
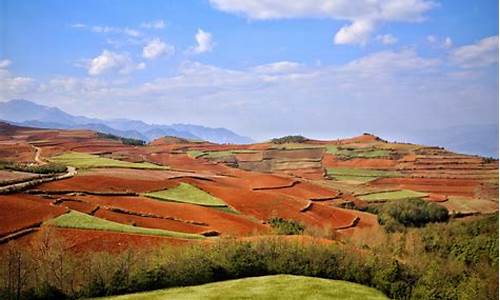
top-left (0, 194), bottom-right (67, 237)
top-left (184, 177), bottom-right (359, 230)
top-left (369, 177), bottom-right (480, 197)
top-left (62, 194), bottom-right (269, 236)
top-left (57, 200), bottom-right (97, 214)
top-left (47, 227), bottom-right (194, 252)
top-left (37, 172), bottom-right (179, 193)
top-left (0, 170), bottom-right (39, 182)
top-left (93, 207), bottom-right (207, 234)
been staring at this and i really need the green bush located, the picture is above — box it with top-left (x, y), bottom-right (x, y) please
top-left (377, 199), bottom-right (449, 231)
top-left (3, 163), bottom-right (67, 174)
top-left (268, 217), bottom-right (305, 235)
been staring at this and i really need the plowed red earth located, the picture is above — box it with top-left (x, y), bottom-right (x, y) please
top-left (183, 177), bottom-right (358, 229)
top-left (271, 181), bottom-right (341, 200)
top-left (38, 172), bottom-right (179, 193)
top-left (0, 170), bottom-right (38, 181)
top-left (0, 194), bottom-right (67, 236)
top-left (37, 167), bottom-right (216, 193)
top-left (369, 177), bottom-right (480, 197)
top-left (62, 195), bottom-right (268, 236)
top-left (58, 200), bottom-right (97, 214)
top-left (0, 141), bottom-right (35, 162)
top-left (93, 208), bottom-right (207, 234)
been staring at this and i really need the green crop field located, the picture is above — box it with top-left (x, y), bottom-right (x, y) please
top-left (144, 183), bottom-right (227, 207)
top-left (49, 152), bottom-right (169, 170)
top-left (50, 211), bottom-right (203, 239)
top-left (327, 168), bottom-right (400, 183)
top-left (326, 145), bottom-right (391, 159)
top-left (358, 190), bottom-right (428, 202)
top-left (96, 275), bottom-right (388, 300)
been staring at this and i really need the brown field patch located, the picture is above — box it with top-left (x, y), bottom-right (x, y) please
top-left (0, 194), bottom-right (67, 237)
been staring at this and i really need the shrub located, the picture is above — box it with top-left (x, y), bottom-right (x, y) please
top-left (271, 135), bottom-right (307, 144)
top-left (268, 217), bottom-right (305, 235)
top-left (4, 163), bottom-right (67, 174)
top-left (377, 199), bottom-right (449, 232)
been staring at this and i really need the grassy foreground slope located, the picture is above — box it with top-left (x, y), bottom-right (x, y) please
top-left (98, 275), bottom-right (388, 300)
top-left (50, 211), bottom-right (203, 240)
top-left (49, 152), bottom-right (168, 170)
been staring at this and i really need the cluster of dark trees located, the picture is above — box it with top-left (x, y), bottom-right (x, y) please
top-left (96, 132), bottom-right (146, 146)
top-left (270, 135), bottom-right (308, 144)
top-left (366, 198), bottom-right (449, 232)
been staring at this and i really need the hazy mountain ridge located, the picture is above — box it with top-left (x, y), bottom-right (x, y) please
top-left (0, 99), bottom-right (254, 144)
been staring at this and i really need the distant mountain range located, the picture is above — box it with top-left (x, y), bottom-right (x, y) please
top-left (0, 99), bottom-right (254, 144)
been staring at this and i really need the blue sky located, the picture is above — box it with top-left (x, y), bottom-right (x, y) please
top-left (0, 0), bottom-right (498, 141)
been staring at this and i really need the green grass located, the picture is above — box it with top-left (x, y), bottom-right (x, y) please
top-left (49, 152), bottom-right (168, 170)
top-left (358, 190), bottom-right (428, 202)
top-left (326, 145), bottom-right (391, 159)
top-left (144, 183), bottom-right (227, 207)
top-left (49, 211), bottom-right (203, 239)
top-left (327, 168), bottom-right (400, 183)
top-left (95, 275), bottom-right (389, 300)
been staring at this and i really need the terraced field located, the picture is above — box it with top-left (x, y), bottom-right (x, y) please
top-left (49, 152), bottom-right (168, 170)
top-left (50, 211), bottom-right (204, 239)
top-left (144, 183), bottom-right (228, 207)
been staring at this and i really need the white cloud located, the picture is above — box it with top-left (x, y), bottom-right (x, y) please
top-left (143, 38), bottom-right (175, 59)
top-left (450, 36), bottom-right (498, 68)
top-left (376, 34), bottom-right (398, 45)
top-left (73, 24), bottom-right (142, 37)
top-left (0, 61), bottom-right (36, 100)
top-left (253, 61), bottom-right (303, 74)
top-left (87, 50), bottom-right (144, 76)
top-left (140, 20), bottom-right (166, 29)
top-left (209, 0), bottom-right (436, 45)
top-left (344, 49), bottom-right (440, 75)
top-left (444, 37), bottom-right (453, 48)
top-left (190, 29), bottom-right (215, 54)
top-left (0, 59), bottom-right (12, 68)
top-left (13, 47), bottom-right (496, 141)
top-left (334, 19), bottom-right (374, 45)
top-left (427, 35), bottom-right (453, 48)
top-left (123, 28), bottom-right (141, 37)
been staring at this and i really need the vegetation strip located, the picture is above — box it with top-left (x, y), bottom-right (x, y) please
top-left (49, 152), bottom-right (169, 170)
top-left (358, 190), bottom-right (428, 202)
top-left (49, 211), bottom-right (204, 239)
top-left (144, 183), bottom-right (227, 207)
